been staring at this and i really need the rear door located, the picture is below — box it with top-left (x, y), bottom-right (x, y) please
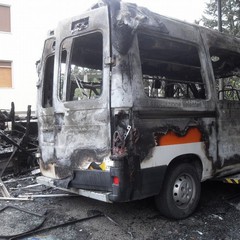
top-left (52, 7), bottom-right (111, 178)
top-left (37, 37), bottom-right (56, 166)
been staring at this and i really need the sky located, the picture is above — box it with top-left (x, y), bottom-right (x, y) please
top-left (34, 0), bottom-right (207, 28)
top-left (14, 0), bottom-right (207, 60)
top-left (37, 0), bottom-right (207, 26)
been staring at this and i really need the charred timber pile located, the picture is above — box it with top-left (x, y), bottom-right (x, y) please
top-left (0, 102), bottom-right (38, 176)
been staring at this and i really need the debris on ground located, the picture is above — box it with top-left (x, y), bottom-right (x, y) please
top-left (0, 169), bottom-right (75, 201)
top-left (0, 102), bottom-right (38, 177)
top-left (0, 205), bottom-right (46, 239)
top-left (1, 178), bottom-right (240, 239)
top-left (0, 170), bottom-right (136, 239)
top-left (0, 209), bottom-right (102, 240)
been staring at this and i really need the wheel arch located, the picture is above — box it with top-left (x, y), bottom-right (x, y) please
top-left (167, 154), bottom-right (203, 181)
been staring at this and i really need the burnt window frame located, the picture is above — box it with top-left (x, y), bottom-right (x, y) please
top-left (42, 54), bottom-right (54, 108)
top-left (41, 37), bottom-right (56, 109)
top-left (58, 47), bottom-right (68, 102)
top-left (209, 47), bottom-right (240, 102)
top-left (137, 32), bottom-right (208, 101)
top-left (58, 31), bottom-right (104, 103)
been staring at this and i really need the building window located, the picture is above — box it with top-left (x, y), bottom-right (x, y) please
top-left (0, 5), bottom-right (11, 32)
top-left (0, 61), bottom-right (12, 88)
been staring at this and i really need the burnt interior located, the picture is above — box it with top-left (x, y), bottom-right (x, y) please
top-left (138, 33), bottom-right (206, 99)
top-left (210, 48), bottom-right (240, 78)
top-left (210, 48), bottom-right (240, 100)
top-left (66, 32), bottom-right (103, 101)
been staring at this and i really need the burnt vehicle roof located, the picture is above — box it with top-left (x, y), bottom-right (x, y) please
top-left (46, 0), bottom-right (240, 54)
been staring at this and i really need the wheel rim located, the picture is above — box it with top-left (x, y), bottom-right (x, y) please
top-left (172, 173), bottom-right (196, 209)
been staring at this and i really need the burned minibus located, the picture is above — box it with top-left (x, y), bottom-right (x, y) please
top-left (36, 0), bottom-right (240, 219)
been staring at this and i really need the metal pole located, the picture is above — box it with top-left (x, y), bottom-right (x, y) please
top-left (217, 0), bottom-right (224, 100)
top-left (217, 0), bottom-right (223, 32)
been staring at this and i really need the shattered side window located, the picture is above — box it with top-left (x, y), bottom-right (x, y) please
top-left (66, 32), bottom-right (103, 101)
top-left (42, 54), bottom-right (54, 108)
top-left (138, 33), bottom-right (206, 99)
top-left (210, 48), bottom-right (240, 101)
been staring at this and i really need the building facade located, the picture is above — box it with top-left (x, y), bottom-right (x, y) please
top-left (0, 0), bottom-right (37, 112)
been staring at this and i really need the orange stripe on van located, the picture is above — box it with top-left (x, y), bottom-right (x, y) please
top-left (158, 128), bottom-right (202, 146)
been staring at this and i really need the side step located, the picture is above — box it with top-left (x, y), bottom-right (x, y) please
top-left (36, 176), bottom-right (112, 203)
top-left (220, 173), bottom-right (240, 184)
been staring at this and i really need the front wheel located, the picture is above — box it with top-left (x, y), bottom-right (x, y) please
top-left (155, 163), bottom-right (201, 219)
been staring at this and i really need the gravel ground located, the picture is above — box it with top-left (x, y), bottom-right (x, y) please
top-left (1, 176), bottom-right (240, 240)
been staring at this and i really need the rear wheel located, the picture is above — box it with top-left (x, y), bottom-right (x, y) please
top-left (155, 163), bottom-right (201, 219)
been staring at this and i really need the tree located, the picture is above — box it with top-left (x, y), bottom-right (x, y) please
top-left (70, 66), bottom-right (102, 100)
top-left (196, 1), bottom-right (240, 101)
top-left (196, 0), bottom-right (240, 37)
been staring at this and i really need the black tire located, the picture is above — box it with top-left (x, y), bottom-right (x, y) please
top-left (155, 163), bottom-right (201, 219)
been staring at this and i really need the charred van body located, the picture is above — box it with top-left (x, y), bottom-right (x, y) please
top-left (37, 0), bottom-right (240, 219)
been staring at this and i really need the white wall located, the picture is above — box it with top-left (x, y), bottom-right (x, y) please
top-left (0, 0), bottom-right (40, 112)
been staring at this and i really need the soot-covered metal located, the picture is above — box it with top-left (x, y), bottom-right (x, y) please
top-left (37, 0), bottom-right (240, 205)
